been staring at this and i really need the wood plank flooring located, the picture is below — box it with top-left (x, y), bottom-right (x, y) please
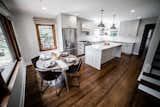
top-left (25, 55), bottom-right (159, 107)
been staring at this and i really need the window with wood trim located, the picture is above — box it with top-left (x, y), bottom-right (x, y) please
top-left (35, 24), bottom-right (57, 51)
top-left (0, 13), bottom-right (21, 102)
top-left (0, 14), bottom-right (20, 83)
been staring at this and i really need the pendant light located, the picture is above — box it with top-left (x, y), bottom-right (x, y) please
top-left (110, 14), bottom-right (116, 29)
top-left (98, 9), bottom-right (105, 28)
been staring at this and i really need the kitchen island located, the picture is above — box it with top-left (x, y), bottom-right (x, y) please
top-left (85, 42), bottom-right (122, 70)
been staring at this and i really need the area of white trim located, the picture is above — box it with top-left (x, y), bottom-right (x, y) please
top-left (142, 75), bottom-right (160, 86)
top-left (137, 63), bottom-right (151, 81)
top-left (138, 84), bottom-right (160, 99)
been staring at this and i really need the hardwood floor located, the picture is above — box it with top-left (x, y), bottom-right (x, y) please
top-left (25, 55), bottom-right (159, 107)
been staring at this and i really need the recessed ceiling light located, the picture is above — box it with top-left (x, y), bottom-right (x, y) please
top-left (42, 6), bottom-right (47, 10)
top-left (130, 9), bottom-right (135, 13)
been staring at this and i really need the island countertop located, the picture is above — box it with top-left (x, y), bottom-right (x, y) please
top-left (86, 42), bottom-right (122, 51)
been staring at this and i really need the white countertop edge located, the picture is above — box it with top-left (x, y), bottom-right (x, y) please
top-left (86, 42), bottom-right (122, 51)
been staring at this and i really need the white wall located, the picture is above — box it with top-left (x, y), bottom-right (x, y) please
top-left (12, 13), bottom-right (60, 65)
top-left (12, 13), bottom-right (40, 65)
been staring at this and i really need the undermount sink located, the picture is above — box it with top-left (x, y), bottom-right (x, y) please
top-left (104, 43), bottom-right (110, 46)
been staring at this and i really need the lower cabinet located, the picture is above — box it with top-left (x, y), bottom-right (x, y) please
top-left (122, 43), bottom-right (134, 55)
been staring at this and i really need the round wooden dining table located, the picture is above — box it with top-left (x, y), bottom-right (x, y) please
top-left (36, 54), bottom-right (79, 92)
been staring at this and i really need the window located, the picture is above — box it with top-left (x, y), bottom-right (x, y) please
top-left (0, 25), bottom-right (13, 66)
top-left (0, 23), bottom-right (15, 82)
top-left (0, 14), bottom-right (20, 83)
top-left (36, 24), bottom-right (57, 51)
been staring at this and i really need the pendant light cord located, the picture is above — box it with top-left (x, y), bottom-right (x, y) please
top-left (100, 9), bottom-right (104, 23)
top-left (112, 14), bottom-right (116, 25)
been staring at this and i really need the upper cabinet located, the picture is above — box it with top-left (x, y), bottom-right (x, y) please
top-left (82, 23), bottom-right (91, 32)
top-left (61, 14), bottom-right (77, 28)
top-left (81, 21), bottom-right (95, 35)
top-left (119, 19), bottom-right (140, 37)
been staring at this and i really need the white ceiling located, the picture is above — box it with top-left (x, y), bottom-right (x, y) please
top-left (4, 0), bottom-right (160, 23)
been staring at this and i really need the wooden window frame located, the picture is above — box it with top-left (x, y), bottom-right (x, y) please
top-left (35, 24), bottom-right (57, 51)
top-left (0, 13), bottom-right (21, 106)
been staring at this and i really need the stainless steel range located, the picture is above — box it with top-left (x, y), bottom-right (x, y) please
top-left (77, 40), bottom-right (92, 55)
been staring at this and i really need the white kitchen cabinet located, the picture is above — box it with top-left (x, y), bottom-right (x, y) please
top-left (81, 22), bottom-right (94, 35)
top-left (101, 48), bottom-right (113, 64)
top-left (82, 24), bottom-right (90, 31)
top-left (62, 14), bottom-right (77, 28)
top-left (122, 43), bottom-right (134, 54)
top-left (85, 43), bottom-right (122, 70)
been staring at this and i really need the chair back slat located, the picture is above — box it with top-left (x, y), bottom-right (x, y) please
top-left (76, 59), bottom-right (82, 72)
top-left (38, 71), bottom-right (61, 81)
top-left (67, 58), bottom-right (82, 73)
top-left (31, 56), bottom-right (39, 68)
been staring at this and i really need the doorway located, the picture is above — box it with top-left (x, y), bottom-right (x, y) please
top-left (139, 24), bottom-right (156, 60)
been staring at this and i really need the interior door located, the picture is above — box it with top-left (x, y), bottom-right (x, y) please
top-left (139, 24), bottom-right (156, 57)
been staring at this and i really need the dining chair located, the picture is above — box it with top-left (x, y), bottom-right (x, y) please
top-left (31, 56), bottom-right (39, 68)
top-left (31, 56), bottom-right (62, 95)
top-left (66, 58), bottom-right (82, 87)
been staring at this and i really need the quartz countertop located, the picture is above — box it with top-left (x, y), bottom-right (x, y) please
top-left (78, 35), bottom-right (137, 44)
top-left (108, 40), bottom-right (136, 44)
top-left (86, 42), bottom-right (122, 51)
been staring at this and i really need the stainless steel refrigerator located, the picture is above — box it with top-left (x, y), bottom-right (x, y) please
top-left (62, 28), bottom-right (77, 55)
